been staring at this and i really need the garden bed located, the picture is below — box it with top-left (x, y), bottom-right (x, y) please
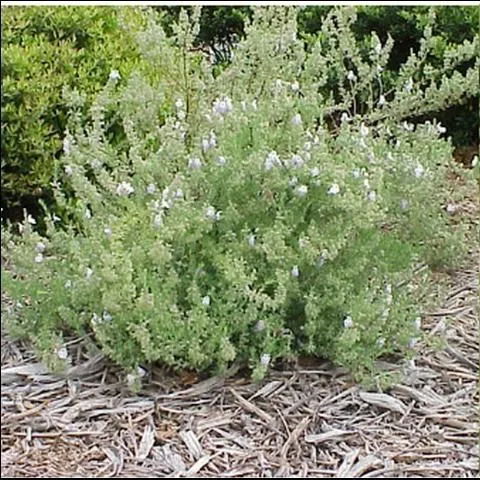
top-left (1, 254), bottom-right (478, 478)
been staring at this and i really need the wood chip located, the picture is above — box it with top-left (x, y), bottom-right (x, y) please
top-left (136, 425), bottom-right (155, 461)
top-left (179, 430), bottom-right (203, 461)
top-left (305, 429), bottom-right (354, 444)
top-left (358, 391), bottom-right (407, 414)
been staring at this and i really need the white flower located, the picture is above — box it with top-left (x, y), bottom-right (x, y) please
top-left (376, 337), bottom-right (385, 348)
top-left (436, 123), bottom-right (447, 134)
top-left (64, 165), bottom-right (73, 176)
top-left (90, 159), bottom-right (102, 169)
top-left (290, 81), bottom-right (300, 92)
top-left (403, 121), bottom-right (414, 132)
top-left (205, 206), bottom-right (221, 221)
top-left (404, 77), bottom-right (414, 93)
top-left (378, 94), bottom-right (386, 107)
top-left (288, 176), bottom-right (298, 187)
top-left (264, 151), bottom-right (281, 171)
top-left (343, 316), bottom-right (353, 328)
top-left (291, 265), bottom-right (300, 278)
top-left (64, 280), bottom-right (72, 289)
top-left (414, 164), bottom-right (425, 178)
top-left (146, 183), bottom-right (157, 194)
top-left (101, 227), bottom-right (111, 238)
top-left (34, 253), bottom-right (44, 263)
top-left (153, 213), bottom-right (163, 227)
top-left (175, 98), bottom-right (184, 109)
top-left (260, 353), bottom-right (271, 366)
top-left (275, 78), bottom-right (283, 89)
top-left (53, 214), bottom-right (61, 223)
top-left (377, 65), bottom-right (384, 74)
top-left (374, 41), bottom-right (382, 54)
top-left (414, 317), bottom-right (422, 330)
top-left (247, 233), bottom-right (256, 247)
top-left (347, 70), bottom-right (356, 81)
top-left (109, 69), bottom-right (121, 81)
top-left (27, 214), bottom-right (36, 225)
top-left (307, 167), bottom-right (319, 178)
top-left (446, 203), bottom-right (456, 215)
top-left (385, 284), bottom-right (392, 295)
top-left (289, 154), bottom-right (304, 168)
top-left (35, 242), bottom-right (46, 253)
top-left (251, 99), bottom-right (258, 111)
top-left (294, 185), bottom-right (308, 198)
top-left (385, 293), bottom-right (392, 307)
top-left (363, 179), bottom-right (370, 190)
top-left (63, 136), bottom-right (71, 156)
top-left (209, 131), bottom-right (217, 148)
top-left (328, 183), bottom-right (340, 195)
top-left (116, 181), bottom-right (135, 196)
top-left (85, 267), bottom-right (93, 280)
top-left (201, 137), bottom-right (211, 152)
top-left (174, 189), bottom-right (184, 199)
top-left (126, 373), bottom-right (137, 387)
top-left (91, 313), bottom-right (100, 326)
top-left (188, 157), bottom-right (202, 170)
top-left (291, 113), bottom-right (302, 126)
top-left (202, 295), bottom-right (211, 306)
top-left (472, 155), bottom-right (478, 168)
top-left (212, 96), bottom-right (233, 115)
top-left (352, 169), bottom-right (361, 178)
top-left (216, 156), bottom-right (226, 166)
top-left (55, 346), bottom-right (69, 360)
top-left (360, 123), bottom-right (369, 137)
top-left (240, 100), bottom-right (247, 111)
top-left (84, 208), bottom-right (92, 220)
top-left (367, 190), bottom-right (377, 202)
top-left (340, 112), bottom-right (350, 123)
top-left (254, 320), bottom-right (265, 332)
top-left (400, 199), bottom-right (409, 210)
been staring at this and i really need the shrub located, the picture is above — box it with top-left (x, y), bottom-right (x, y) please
top-left (155, 5), bottom-right (479, 146)
top-left (0, 6), bottom-right (152, 218)
top-left (2, 7), bottom-right (478, 385)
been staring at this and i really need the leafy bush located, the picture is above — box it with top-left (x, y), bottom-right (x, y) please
top-left (0, 6), bottom-right (152, 217)
top-left (156, 5), bottom-right (479, 146)
top-left (2, 7), bottom-right (478, 385)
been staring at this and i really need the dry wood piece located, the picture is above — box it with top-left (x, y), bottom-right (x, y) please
top-left (357, 391), bottom-right (408, 414)
top-left (229, 387), bottom-right (274, 424)
top-left (136, 425), bottom-right (155, 461)
top-left (305, 429), bottom-right (355, 445)
top-left (179, 430), bottom-right (203, 461)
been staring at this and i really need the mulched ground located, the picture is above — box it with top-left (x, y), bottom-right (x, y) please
top-left (1, 254), bottom-right (478, 478)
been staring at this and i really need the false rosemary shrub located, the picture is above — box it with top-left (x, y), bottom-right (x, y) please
top-left (2, 7), bottom-right (478, 384)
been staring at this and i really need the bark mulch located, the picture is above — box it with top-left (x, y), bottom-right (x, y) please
top-left (1, 264), bottom-right (478, 478)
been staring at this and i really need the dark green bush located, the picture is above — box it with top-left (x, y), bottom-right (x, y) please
top-left (1, 6), bottom-right (149, 218)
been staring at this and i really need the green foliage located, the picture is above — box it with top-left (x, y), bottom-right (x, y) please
top-left (2, 7), bottom-right (478, 385)
top-left (156, 5), bottom-right (479, 146)
top-left (0, 6), bottom-right (151, 216)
